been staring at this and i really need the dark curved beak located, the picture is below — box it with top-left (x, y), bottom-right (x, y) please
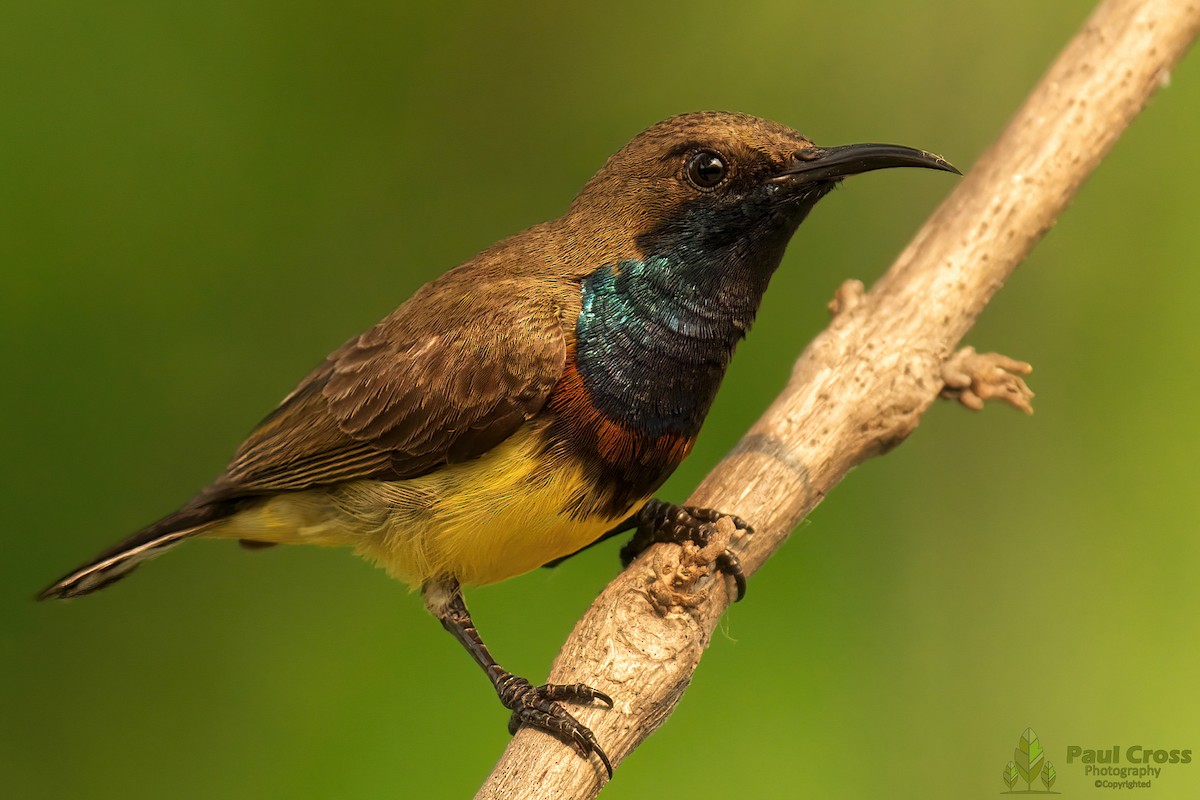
top-left (775, 143), bottom-right (960, 183)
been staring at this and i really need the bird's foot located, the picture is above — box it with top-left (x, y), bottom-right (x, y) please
top-left (620, 500), bottom-right (751, 601)
top-left (497, 672), bottom-right (614, 776)
top-left (940, 346), bottom-right (1034, 414)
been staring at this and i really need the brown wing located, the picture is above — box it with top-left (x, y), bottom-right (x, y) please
top-left (211, 275), bottom-right (568, 497)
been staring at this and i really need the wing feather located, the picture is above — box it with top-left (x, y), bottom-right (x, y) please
top-left (213, 275), bottom-right (568, 497)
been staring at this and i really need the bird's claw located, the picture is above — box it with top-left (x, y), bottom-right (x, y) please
top-left (621, 501), bottom-right (752, 601)
top-left (500, 677), bottom-right (614, 777)
top-left (715, 548), bottom-right (747, 601)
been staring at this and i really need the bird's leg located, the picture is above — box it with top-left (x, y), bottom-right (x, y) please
top-left (620, 499), bottom-right (751, 601)
top-left (423, 576), bottom-right (614, 777)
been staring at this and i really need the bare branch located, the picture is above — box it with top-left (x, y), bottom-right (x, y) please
top-left (477, 0), bottom-right (1200, 796)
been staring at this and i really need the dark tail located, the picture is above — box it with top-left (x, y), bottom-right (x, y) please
top-left (38, 501), bottom-right (235, 601)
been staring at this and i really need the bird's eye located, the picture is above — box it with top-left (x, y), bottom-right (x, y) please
top-left (685, 151), bottom-right (727, 190)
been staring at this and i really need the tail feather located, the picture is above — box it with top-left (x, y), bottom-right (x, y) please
top-left (38, 502), bottom-right (234, 601)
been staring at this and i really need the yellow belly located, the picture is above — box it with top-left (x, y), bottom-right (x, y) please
top-left (208, 423), bottom-right (634, 587)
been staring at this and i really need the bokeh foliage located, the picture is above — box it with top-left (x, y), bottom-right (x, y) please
top-left (4, 2), bottom-right (1199, 797)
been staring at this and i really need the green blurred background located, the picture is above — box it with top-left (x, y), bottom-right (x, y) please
top-left (5, 1), bottom-right (1199, 797)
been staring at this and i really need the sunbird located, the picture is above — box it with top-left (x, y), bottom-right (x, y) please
top-left (41, 111), bottom-right (956, 774)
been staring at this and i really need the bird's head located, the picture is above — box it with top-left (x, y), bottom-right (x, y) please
top-left (567, 111), bottom-right (957, 267)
